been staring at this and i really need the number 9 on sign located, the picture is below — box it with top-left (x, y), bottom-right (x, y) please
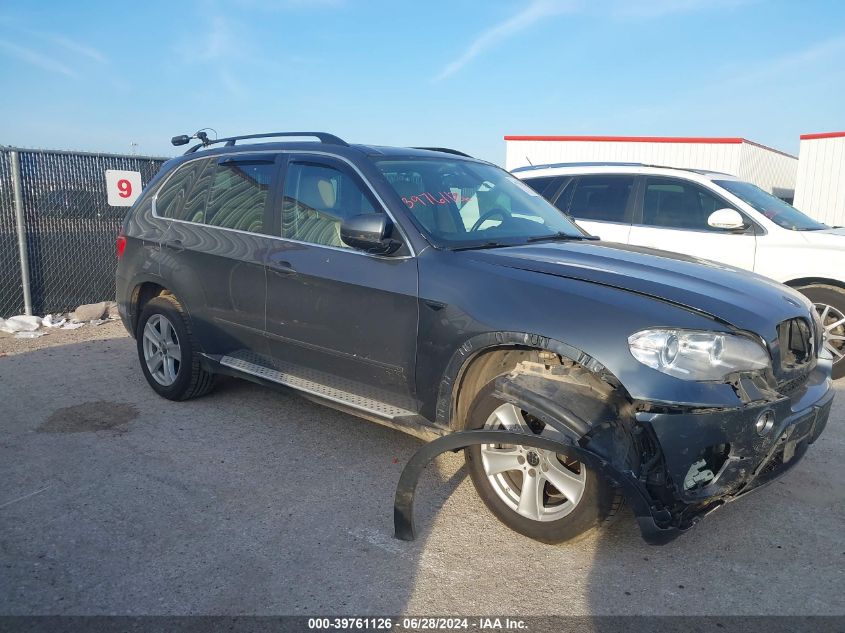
top-left (117, 179), bottom-right (132, 198)
top-left (106, 170), bottom-right (142, 207)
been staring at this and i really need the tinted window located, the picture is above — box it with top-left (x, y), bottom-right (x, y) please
top-left (568, 176), bottom-right (634, 222)
top-left (156, 159), bottom-right (214, 221)
top-left (642, 178), bottom-right (737, 231)
top-left (204, 160), bottom-right (274, 232)
top-left (714, 179), bottom-right (826, 231)
top-left (521, 176), bottom-right (566, 199)
top-left (376, 159), bottom-right (586, 248)
top-left (282, 162), bottom-right (376, 248)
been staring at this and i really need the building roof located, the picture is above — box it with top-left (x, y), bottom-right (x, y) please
top-left (503, 134), bottom-right (796, 159)
top-left (800, 131), bottom-right (845, 141)
top-left (504, 134), bottom-right (746, 144)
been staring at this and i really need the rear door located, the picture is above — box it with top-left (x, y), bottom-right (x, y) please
top-left (561, 175), bottom-right (637, 243)
top-left (156, 153), bottom-right (280, 354)
top-left (263, 153), bottom-right (418, 405)
top-left (627, 176), bottom-right (757, 270)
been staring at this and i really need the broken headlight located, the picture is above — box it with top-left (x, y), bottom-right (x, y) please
top-left (628, 329), bottom-right (770, 381)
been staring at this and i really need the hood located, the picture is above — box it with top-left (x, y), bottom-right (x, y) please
top-left (799, 226), bottom-right (845, 246)
top-left (459, 241), bottom-right (812, 336)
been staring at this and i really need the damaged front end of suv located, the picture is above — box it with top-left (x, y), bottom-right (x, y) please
top-left (398, 333), bottom-right (833, 544)
top-left (626, 317), bottom-right (834, 542)
top-left (514, 317), bottom-right (831, 543)
top-left (398, 253), bottom-right (834, 544)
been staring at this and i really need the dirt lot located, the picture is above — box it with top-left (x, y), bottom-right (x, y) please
top-left (1, 324), bottom-right (843, 616)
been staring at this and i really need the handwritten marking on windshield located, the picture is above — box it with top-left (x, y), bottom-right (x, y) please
top-left (402, 191), bottom-right (471, 209)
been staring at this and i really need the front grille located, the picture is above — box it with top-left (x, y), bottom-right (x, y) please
top-left (775, 317), bottom-right (815, 398)
top-left (777, 317), bottom-right (814, 371)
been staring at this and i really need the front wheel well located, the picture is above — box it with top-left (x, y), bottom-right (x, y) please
top-left (450, 346), bottom-right (624, 431)
top-left (452, 347), bottom-right (538, 430)
top-left (785, 277), bottom-right (845, 292)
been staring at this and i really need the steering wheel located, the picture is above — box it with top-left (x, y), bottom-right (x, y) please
top-left (470, 208), bottom-right (509, 232)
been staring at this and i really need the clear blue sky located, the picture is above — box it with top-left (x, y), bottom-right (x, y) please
top-left (1, 0), bottom-right (843, 164)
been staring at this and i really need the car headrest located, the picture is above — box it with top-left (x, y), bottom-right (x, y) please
top-left (298, 175), bottom-right (336, 210)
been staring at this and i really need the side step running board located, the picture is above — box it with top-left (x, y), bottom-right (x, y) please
top-left (218, 351), bottom-right (444, 441)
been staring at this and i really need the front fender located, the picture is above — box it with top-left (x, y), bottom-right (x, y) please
top-left (433, 330), bottom-right (745, 428)
top-left (418, 251), bottom-right (747, 421)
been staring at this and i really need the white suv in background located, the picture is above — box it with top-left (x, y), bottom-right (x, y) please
top-left (513, 163), bottom-right (845, 378)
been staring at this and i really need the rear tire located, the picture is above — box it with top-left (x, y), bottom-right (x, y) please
top-left (797, 285), bottom-right (845, 379)
top-left (464, 382), bottom-right (620, 544)
top-left (136, 295), bottom-right (215, 400)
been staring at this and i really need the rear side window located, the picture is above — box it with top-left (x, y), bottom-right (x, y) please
top-left (204, 160), bottom-right (275, 232)
top-left (155, 159), bottom-right (214, 221)
top-left (568, 175), bottom-right (634, 222)
top-left (642, 177), bottom-right (736, 231)
top-left (155, 157), bottom-right (274, 233)
top-left (282, 162), bottom-right (376, 248)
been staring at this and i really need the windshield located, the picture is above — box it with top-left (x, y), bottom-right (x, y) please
top-left (715, 179), bottom-right (826, 231)
top-left (375, 158), bottom-right (587, 248)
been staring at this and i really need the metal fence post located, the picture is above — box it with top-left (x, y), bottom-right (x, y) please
top-left (9, 150), bottom-right (33, 316)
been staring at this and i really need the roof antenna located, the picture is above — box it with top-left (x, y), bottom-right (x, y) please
top-left (525, 156), bottom-right (533, 166)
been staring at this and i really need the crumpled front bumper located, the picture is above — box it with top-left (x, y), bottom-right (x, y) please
top-left (636, 363), bottom-right (833, 538)
top-left (393, 363), bottom-right (834, 546)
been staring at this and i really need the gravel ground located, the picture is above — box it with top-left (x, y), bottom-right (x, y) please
top-left (1, 325), bottom-right (843, 616)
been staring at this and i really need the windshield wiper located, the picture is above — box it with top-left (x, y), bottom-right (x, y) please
top-left (526, 232), bottom-right (599, 243)
top-left (450, 232), bottom-right (599, 251)
top-left (450, 241), bottom-right (515, 251)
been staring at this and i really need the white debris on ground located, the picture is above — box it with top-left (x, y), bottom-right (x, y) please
top-left (0, 315), bottom-right (42, 333)
top-left (0, 301), bottom-right (120, 338)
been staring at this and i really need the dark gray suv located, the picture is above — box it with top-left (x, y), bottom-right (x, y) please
top-left (116, 132), bottom-right (833, 544)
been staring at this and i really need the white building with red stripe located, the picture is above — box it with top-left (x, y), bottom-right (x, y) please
top-left (504, 135), bottom-right (798, 201)
top-left (794, 131), bottom-right (845, 227)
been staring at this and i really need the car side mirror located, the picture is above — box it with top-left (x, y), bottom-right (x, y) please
top-left (707, 208), bottom-right (747, 231)
top-left (340, 214), bottom-right (397, 254)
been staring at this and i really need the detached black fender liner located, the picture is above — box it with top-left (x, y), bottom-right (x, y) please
top-left (393, 429), bottom-right (687, 545)
top-left (394, 375), bottom-right (691, 545)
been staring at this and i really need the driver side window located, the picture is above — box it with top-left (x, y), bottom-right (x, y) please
top-left (642, 177), bottom-right (738, 231)
top-left (282, 161), bottom-right (377, 248)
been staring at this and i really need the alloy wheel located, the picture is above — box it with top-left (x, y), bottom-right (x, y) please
top-left (814, 302), bottom-right (845, 364)
top-left (142, 314), bottom-right (182, 386)
top-left (481, 403), bottom-right (586, 522)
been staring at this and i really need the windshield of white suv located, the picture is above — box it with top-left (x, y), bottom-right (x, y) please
top-left (715, 179), bottom-right (827, 231)
top-left (376, 158), bottom-right (589, 249)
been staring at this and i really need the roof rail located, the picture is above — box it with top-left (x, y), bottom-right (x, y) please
top-left (512, 161), bottom-right (647, 172)
top-left (511, 161), bottom-right (735, 176)
top-left (174, 132), bottom-right (349, 154)
top-left (412, 147), bottom-right (473, 158)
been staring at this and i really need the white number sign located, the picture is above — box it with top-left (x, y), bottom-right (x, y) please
top-left (105, 170), bottom-right (142, 207)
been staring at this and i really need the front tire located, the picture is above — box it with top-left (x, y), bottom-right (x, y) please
top-left (137, 295), bottom-right (215, 400)
top-left (464, 383), bottom-right (619, 544)
top-left (797, 285), bottom-right (845, 379)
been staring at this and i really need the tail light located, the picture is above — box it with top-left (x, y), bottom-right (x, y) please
top-left (116, 234), bottom-right (127, 259)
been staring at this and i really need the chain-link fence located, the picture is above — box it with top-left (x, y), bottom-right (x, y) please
top-left (0, 147), bottom-right (167, 318)
top-left (0, 151), bottom-right (24, 319)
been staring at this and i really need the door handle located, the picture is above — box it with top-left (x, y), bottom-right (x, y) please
top-left (268, 259), bottom-right (296, 275)
top-left (163, 239), bottom-right (184, 252)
